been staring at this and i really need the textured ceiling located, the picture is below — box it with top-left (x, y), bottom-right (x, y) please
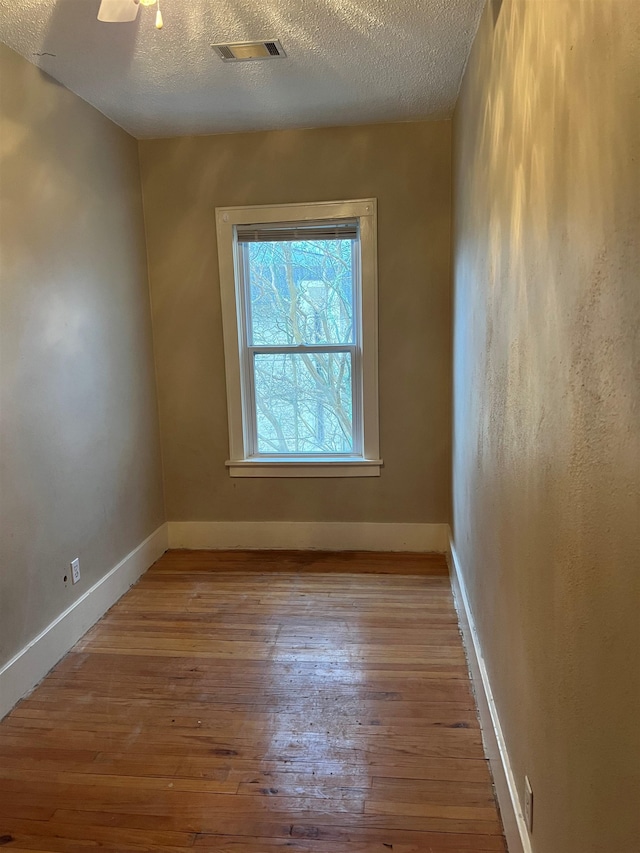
top-left (0, 0), bottom-right (485, 138)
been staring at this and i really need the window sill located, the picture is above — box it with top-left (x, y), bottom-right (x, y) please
top-left (226, 457), bottom-right (383, 478)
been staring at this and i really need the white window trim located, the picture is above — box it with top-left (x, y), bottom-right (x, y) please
top-left (216, 199), bottom-right (381, 478)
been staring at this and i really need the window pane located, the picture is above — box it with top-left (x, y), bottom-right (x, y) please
top-left (247, 240), bottom-right (354, 346)
top-left (254, 351), bottom-right (353, 454)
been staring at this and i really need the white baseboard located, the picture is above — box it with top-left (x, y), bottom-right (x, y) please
top-left (0, 523), bottom-right (168, 720)
top-left (447, 536), bottom-right (531, 853)
top-left (167, 521), bottom-right (449, 552)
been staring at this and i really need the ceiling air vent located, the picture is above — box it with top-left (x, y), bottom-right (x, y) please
top-left (212, 40), bottom-right (286, 62)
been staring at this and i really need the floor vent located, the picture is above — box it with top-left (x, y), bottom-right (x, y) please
top-left (212, 40), bottom-right (286, 62)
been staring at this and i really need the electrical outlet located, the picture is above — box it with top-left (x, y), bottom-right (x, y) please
top-left (524, 775), bottom-right (534, 833)
top-left (70, 558), bottom-right (81, 585)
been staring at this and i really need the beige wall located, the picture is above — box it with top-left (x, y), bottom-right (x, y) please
top-left (452, 2), bottom-right (640, 851)
top-left (139, 121), bottom-right (451, 523)
top-left (0, 45), bottom-right (164, 666)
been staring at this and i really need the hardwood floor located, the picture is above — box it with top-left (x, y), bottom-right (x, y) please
top-left (0, 550), bottom-right (506, 852)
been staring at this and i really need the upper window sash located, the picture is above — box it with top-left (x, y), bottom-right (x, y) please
top-left (238, 237), bottom-right (358, 349)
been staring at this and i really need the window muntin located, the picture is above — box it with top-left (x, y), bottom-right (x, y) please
top-left (216, 199), bottom-right (380, 477)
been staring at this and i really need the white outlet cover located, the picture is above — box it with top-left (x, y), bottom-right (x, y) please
top-left (524, 775), bottom-right (533, 833)
top-left (71, 558), bottom-right (81, 585)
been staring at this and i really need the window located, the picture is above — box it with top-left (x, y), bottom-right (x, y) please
top-left (216, 199), bottom-right (381, 477)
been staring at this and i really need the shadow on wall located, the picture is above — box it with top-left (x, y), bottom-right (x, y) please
top-left (465, 0), bottom-right (635, 567)
top-left (0, 42), bottom-right (163, 662)
top-left (38, 0), bottom-right (140, 79)
top-left (454, 0), bottom-right (639, 848)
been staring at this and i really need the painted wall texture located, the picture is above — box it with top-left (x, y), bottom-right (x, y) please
top-left (139, 121), bottom-right (452, 523)
top-left (0, 45), bottom-right (165, 666)
top-left (452, 2), bottom-right (640, 852)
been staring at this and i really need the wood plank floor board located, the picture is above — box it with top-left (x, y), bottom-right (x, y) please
top-left (0, 550), bottom-right (504, 851)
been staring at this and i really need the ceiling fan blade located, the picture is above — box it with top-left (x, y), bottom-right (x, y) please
top-left (97, 0), bottom-right (140, 23)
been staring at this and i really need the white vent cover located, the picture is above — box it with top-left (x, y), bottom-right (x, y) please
top-left (211, 40), bottom-right (286, 62)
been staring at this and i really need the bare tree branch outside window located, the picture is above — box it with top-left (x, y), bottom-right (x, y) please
top-left (247, 239), bottom-right (354, 454)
